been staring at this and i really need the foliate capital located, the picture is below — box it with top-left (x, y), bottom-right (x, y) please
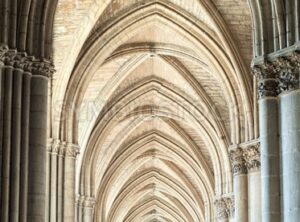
top-left (214, 196), bottom-right (235, 220)
top-left (252, 52), bottom-right (300, 99)
top-left (65, 143), bottom-right (80, 158)
top-left (31, 59), bottom-right (55, 78)
top-left (229, 148), bottom-right (247, 176)
top-left (47, 139), bottom-right (79, 158)
top-left (243, 142), bottom-right (261, 172)
top-left (0, 45), bottom-right (55, 77)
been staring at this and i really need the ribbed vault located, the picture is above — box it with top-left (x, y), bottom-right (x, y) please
top-left (52, 0), bottom-right (256, 221)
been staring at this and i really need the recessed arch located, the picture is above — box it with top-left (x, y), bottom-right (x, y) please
top-left (56, 2), bottom-right (252, 146)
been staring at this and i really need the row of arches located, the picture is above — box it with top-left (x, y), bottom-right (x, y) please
top-left (54, 1), bottom-right (253, 221)
top-left (0, 0), bottom-right (299, 221)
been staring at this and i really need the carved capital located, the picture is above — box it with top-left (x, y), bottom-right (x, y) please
top-left (31, 59), bottom-right (55, 78)
top-left (0, 44), bottom-right (8, 60)
top-left (243, 142), bottom-right (261, 172)
top-left (276, 54), bottom-right (300, 93)
top-left (252, 63), bottom-right (279, 98)
top-left (214, 196), bottom-right (235, 220)
top-left (47, 139), bottom-right (66, 155)
top-left (65, 143), bottom-right (80, 158)
top-left (229, 148), bottom-right (247, 176)
top-left (252, 52), bottom-right (300, 98)
top-left (0, 46), bottom-right (55, 77)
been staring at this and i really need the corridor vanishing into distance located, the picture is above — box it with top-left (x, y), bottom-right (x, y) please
top-left (0, 0), bottom-right (300, 222)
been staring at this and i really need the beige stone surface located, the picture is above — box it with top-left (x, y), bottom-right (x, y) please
top-left (51, 0), bottom-right (256, 221)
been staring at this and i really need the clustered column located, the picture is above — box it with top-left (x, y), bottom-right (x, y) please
top-left (46, 139), bottom-right (79, 222)
top-left (253, 63), bottom-right (281, 222)
top-left (0, 46), bottom-right (54, 222)
top-left (229, 142), bottom-right (261, 222)
top-left (253, 52), bottom-right (300, 222)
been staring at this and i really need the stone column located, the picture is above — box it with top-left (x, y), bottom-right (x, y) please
top-left (82, 197), bottom-right (96, 222)
top-left (19, 68), bottom-right (31, 222)
top-left (10, 67), bottom-right (23, 222)
top-left (46, 139), bottom-right (70, 222)
top-left (230, 148), bottom-right (248, 222)
top-left (0, 47), bottom-right (54, 222)
top-left (27, 72), bottom-right (49, 222)
top-left (0, 50), bottom-right (14, 222)
top-left (244, 142), bottom-right (261, 222)
top-left (277, 53), bottom-right (300, 221)
top-left (57, 142), bottom-right (65, 222)
top-left (63, 143), bottom-right (80, 222)
top-left (253, 63), bottom-right (281, 222)
top-left (214, 197), bottom-right (234, 222)
top-left (50, 140), bottom-right (60, 221)
top-left (76, 196), bottom-right (84, 222)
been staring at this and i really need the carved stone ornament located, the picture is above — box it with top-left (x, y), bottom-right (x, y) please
top-left (31, 59), bottom-right (55, 78)
top-left (47, 139), bottom-right (68, 156)
top-left (276, 54), bottom-right (300, 93)
top-left (0, 44), bottom-right (9, 61)
top-left (0, 45), bottom-right (55, 77)
top-left (252, 63), bottom-right (280, 98)
top-left (243, 142), bottom-right (261, 172)
top-left (252, 52), bottom-right (300, 98)
top-left (214, 196), bottom-right (235, 220)
top-left (229, 148), bottom-right (247, 176)
top-left (65, 143), bottom-right (80, 158)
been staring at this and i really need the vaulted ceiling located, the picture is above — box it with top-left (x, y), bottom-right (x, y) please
top-left (52, 0), bottom-right (255, 221)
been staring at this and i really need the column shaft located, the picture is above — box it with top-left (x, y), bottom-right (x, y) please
top-left (9, 69), bottom-right (23, 222)
top-left (50, 151), bottom-right (58, 221)
top-left (280, 90), bottom-right (300, 221)
top-left (230, 148), bottom-right (248, 222)
top-left (234, 174), bottom-right (248, 222)
top-left (45, 147), bottom-right (50, 222)
top-left (0, 67), bottom-right (3, 219)
top-left (63, 144), bottom-right (78, 222)
top-left (57, 151), bottom-right (64, 222)
top-left (1, 66), bottom-right (13, 222)
top-left (83, 207), bottom-right (94, 222)
top-left (248, 171), bottom-right (261, 222)
top-left (259, 98), bottom-right (281, 222)
top-left (27, 75), bottom-right (48, 222)
top-left (19, 72), bottom-right (31, 222)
